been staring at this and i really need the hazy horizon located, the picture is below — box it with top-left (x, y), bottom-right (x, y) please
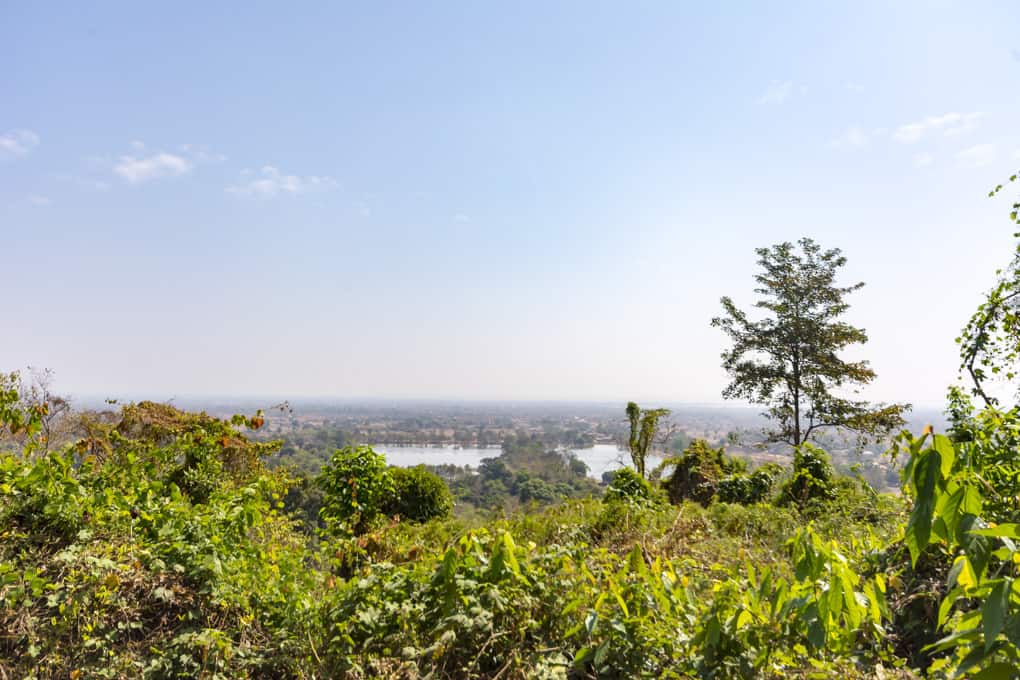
top-left (65, 393), bottom-right (950, 420)
top-left (4, 2), bottom-right (1020, 407)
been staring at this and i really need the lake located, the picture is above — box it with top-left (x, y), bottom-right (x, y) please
top-left (373, 443), bottom-right (660, 480)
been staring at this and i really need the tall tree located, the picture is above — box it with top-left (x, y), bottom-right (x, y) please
top-left (712, 238), bottom-right (908, 447)
top-left (625, 401), bottom-right (670, 478)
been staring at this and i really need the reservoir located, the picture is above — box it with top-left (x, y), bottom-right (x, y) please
top-left (374, 443), bottom-right (662, 480)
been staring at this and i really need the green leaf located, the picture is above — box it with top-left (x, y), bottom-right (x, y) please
top-left (803, 602), bottom-right (825, 649)
top-left (939, 586), bottom-right (965, 629)
top-left (573, 646), bottom-right (594, 666)
top-left (970, 524), bottom-right (1020, 539)
top-left (627, 544), bottom-right (646, 576)
top-left (906, 449), bottom-right (941, 566)
top-left (948, 555), bottom-right (978, 590)
top-left (561, 598), bottom-right (583, 617)
top-left (972, 663), bottom-right (1018, 680)
top-left (933, 434), bottom-right (955, 477)
top-left (982, 578), bottom-right (1009, 651)
top-left (959, 515), bottom-right (993, 575)
top-left (934, 485), bottom-right (966, 542)
top-left (501, 532), bottom-right (523, 579)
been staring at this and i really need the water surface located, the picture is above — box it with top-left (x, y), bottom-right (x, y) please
top-left (373, 443), bottom-right (655, 480)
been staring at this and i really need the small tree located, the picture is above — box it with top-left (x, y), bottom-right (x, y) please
top-left (318, 445), bottom-right (393, 536)
top-left (712, 238), bottom-right (908, 447)
top-left (625, 401), bottom-right (670, 478)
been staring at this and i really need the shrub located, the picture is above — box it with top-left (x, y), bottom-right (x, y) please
top-left (776, 444), bottom-right (838, 509)
top-left (604, 466), bottom-right (657, 504)
top-left (716, 464), bottom-right (781, 505)
top-left (386, 465), bottom-right (454, 523)
top-left (659, 439), bottom-right (745, 505)
top-left (318, 444), bottom-right (393, 536)
top-left (0, 404), bottom-right (319, 679)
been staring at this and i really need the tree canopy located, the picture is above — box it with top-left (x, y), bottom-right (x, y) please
top-left (625, 401), bottom-right (670, 478)
top-left (712, 238), bottom-right (908, 447)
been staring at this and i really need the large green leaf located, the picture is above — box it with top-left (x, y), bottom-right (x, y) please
top-left (970, 524), bottom-right (1020, 539)
top-left (933, 434), bottom-right (956, 477)
top-left (971, 663), bottom-right (1019, 680)
top-left (947, 555), bottom-right (979, 591)
top-left (934, 485), bottom-right (966, 543)
top-left (905, 449), bottom-right (941, 566)
top-left (982, 578), bottom-right (1010, 652)
top-left (959, 515), bottom-right (994, 575)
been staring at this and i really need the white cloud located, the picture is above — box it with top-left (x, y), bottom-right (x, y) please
top-left (758, 80), bottom-right (793, 105)
top-left (104, 142), bottom-right (222, 184)
top-left (0, 129), bottom-right (40, 157)
top-left (226, 165), bottom-right (335, 198)
top-left (912, 153), bottom-right (934, 168)
top-left (956, 143), bottom-right (997, 169)
top-left (113, 152), bottom-right (193, 183)
top-left (892, 112), bottom-right (984, 143)
top-left (829, 126), bottom-right (870, 148)
top-left (27, 194), bottom-right (51, 206)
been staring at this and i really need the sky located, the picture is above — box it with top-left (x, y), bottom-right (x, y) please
top-left (3, 1), bottom-right (1020, 406)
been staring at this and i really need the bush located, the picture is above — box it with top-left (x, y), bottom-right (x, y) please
top-left (604, 466), bottom-right (657, 504)
top-left (318, 444), bottom-right (393, 536)
top-left (776, 444), bottom-right (838, 509)
top-left (716, 464), bottom-right (780, 505)
top-left (659, 439), bottom-right (745, 505)
top-left (0, 403), bottom-right (319, 679)
top-left (386, 465), bottom-right (454, 523)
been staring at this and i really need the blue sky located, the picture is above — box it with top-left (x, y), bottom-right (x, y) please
top-left (3, 2), bottom-right (1020, 405)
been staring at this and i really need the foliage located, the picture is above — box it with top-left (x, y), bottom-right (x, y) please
top-left (871, 174), bottom-right (1020, 677)
top-left (625, 401), bottom-right (670, 479)
top-left (282, 471), bottom-right (325, 535)
top-left (776, 444), bottom-right (839, 510)
top-left (317, 496), bottom-right (902, 679)
top-left (712, 238), bottom-right (909, 446)
top-left (0, 388), bottom-right (919, 679)
top-left (958, 171), bottom-right (1020, 406)
top-left (716, 464), bottom-right (781, 505)
top-left (659, 439), bottom-right (746, 506)
top-left (890, 408), bottom-right (1020, 676)
top-left (604, 466), bottom-right (659, 504)
top-left (318, 444), bottom-right (394, 536)
top-left (387, 464), bottom-right (454, 523)
top-left (0, 401), bottom-right (321, 679)
top-left (0, 371), bottom-right (46, 451)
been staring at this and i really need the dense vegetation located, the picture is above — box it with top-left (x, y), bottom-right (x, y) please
top-left (0, 396), bottom-right (905, 678)
top-left (3, 174), bottom-right (1020, 678)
